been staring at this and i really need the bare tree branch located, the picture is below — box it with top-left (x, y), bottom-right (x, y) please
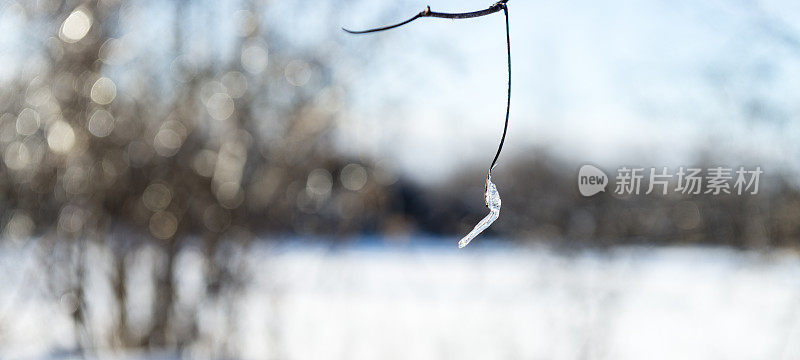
top-left (342, 0), bottom-right (508, 34)
top-left (343, 1), bottom-right (512, 174)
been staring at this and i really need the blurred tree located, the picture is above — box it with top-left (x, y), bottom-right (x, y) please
top-left (0, 0), bottom-right (403, 354)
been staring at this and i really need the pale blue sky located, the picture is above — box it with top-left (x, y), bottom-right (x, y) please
top-left (2, 0), bottom-right (799, 182)
top-left (337, 0), bottom-right (800, 182)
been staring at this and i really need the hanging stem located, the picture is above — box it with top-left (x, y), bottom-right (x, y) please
top-left (344, 1), bottom-right (512, 174)
top-left (489, 5), bottom-right (510, 173)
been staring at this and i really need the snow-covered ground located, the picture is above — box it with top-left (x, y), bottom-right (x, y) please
top-left (2, 240), bottom-right (800, 359)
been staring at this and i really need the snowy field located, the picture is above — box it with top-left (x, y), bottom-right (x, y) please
top-left (2, 240), bottom-right (800, 359)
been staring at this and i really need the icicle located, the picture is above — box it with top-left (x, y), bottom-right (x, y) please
top-left (458, 171), bottom-right (501, 248)
top-left (458, 6), bottom-right (510, 248)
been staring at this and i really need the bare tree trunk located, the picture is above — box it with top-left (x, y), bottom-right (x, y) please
top-left (149, 237), bottom-right (177, 348)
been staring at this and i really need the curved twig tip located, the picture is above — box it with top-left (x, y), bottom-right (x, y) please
top-left (341, 2), bottom-right (506, 35)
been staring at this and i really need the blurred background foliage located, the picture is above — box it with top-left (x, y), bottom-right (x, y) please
top-left (1, 0), bottom-right (800, 357)
top-left (1, 0), bottom-right (383, 352)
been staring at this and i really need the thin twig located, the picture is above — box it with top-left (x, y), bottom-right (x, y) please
top-left (343, 1), bottom-right (509, 34)
top-left (489, 5), bottom-right (510, 173)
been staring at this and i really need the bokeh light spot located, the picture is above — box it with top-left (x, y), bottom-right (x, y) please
top-left (59, 7), bottom-right (92, 43)
top-left (341, 163), bottom-right (368, 191)
top-left (87, 109), bottom-right (115, 137)
top-left (143, 183), bottom-right (172, 211)
top-left (90, 77), bottom-right (116, 105)
top-left (154, 121), bottom-right (186, 157)
top-left (16, 108), bottom-right (40, 136)
top-left (241, 41), bottom-right (268, 74)
top-left (306, 169), bottom-right (332, 197)
top-left (3, 142), bottom-right (30, 170)
top-left (206, 93), bottom-right (234, 121)
top-left (149, 211), bottom-right (178, 240)
top-left (221, 71), bottom-right (247, 98)
top-left (46, 120), bottom-right (75, 153)
top-left (3, 210), bottom-right (34, 244)
top-left (215, 181), bottom-right (244, 209)
top-left (58, 205), bottom-right (85, 234)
